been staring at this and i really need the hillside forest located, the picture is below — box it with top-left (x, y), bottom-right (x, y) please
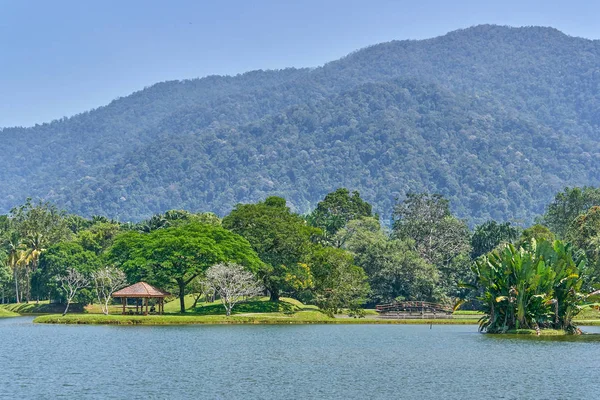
top-left (2, 25), bottom-right (600, 224)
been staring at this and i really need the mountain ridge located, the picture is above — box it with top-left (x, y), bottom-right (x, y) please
top-left (2, 24), bottom-right (600, 224)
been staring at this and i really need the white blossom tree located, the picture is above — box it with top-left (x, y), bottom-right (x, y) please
top-left (93, 266), bottom-right (127, 315)
top-left (205, 262), bottom-right (263, 316)
top-left (56, 267), bottom-right (89, 316)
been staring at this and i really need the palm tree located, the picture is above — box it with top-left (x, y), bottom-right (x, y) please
top-left (19, 232), bottom-right (46, 302)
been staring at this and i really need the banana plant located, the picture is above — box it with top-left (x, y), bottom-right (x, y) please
top-left (471, 239), bottom-right (591, 334)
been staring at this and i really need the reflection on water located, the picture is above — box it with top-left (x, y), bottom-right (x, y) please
top-left (1, 317), bottom-right (599, 399)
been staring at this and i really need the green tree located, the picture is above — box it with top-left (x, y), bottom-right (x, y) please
top-left (34, 241), bottom-right (100, 304)
top-left (471, 220), bottom-right (520, 259)
top-left (110, 222), bottom-right (261, 313)
top-left (9, 199), bottom-right (71, 301)
top-left (543, 186), bottom-right (600, 238)
top-left (392, 193), bottom-right (471, 266)
top-left (223, 197), bottom-right (320, 301)
top-left (307, 188), bottom-right (374, 243)
top-left (0, 251), bottom-right (12, 303)
top-left (309, 246), bottom-right (370, 317)
top-left (519, 224), bottom-right (555, 245)
top-left (392, 193), bottom-right (471, 299)
top-left (336, 217), bottom-right (438, 303)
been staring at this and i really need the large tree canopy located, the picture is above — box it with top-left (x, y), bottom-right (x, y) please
top-left (307, 188), bottom-right (374, 243)
top-left (109, 222), bottom-right (262, 313)
top-left (222, 196), bottom-right (320, 301)
top-left (543, 187), bottom-right (600, 239)
top-left (471, 220), bottom-right (520, 259)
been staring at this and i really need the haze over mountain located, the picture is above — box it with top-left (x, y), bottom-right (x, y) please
top-left (2, 24), bottom-right (600, 224)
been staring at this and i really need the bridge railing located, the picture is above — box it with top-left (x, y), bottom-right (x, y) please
top-left (375, 301), bottom-right (453, 314)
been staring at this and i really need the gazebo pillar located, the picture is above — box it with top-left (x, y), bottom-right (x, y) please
top-left (122, 298), bottom-right (126, 315)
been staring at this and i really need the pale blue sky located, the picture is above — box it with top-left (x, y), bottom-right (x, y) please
top-left (1, 0), bottom-right (599, 128)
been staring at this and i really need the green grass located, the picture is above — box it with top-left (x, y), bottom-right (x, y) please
top-left (0, 307), bottom-right (18, 317)
top-left (163, 295), bottom-right (318, 315)
top-left (34, 311), bottom-right (480, 325)
top-left (0, 301), bottom-right (81, 314)
top-left (453, 310), bottom-right (485, 315)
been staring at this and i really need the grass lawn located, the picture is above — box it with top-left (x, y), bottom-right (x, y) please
top-left (34, 310), bottom-right (481, 325)
top-left (0, 301), bottom-right (80, 314)
top-left (0, 307), bottom-right (18, 317)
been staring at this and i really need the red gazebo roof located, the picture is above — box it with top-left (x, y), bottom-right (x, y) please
top-left (113, 282), bottom-right (170, 298)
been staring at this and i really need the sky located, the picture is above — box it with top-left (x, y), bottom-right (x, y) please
top-left (1, 0), bottom-right (600, 128)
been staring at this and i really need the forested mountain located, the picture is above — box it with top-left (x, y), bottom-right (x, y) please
top-left (2, 25), bottom-right (600, 223)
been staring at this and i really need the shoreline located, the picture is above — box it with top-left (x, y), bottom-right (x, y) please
top-left (33, 313), bottom-right (481, 326)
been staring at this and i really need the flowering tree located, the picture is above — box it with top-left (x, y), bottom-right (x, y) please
top-left (205, 263), bottom-right (263, 316)
top-left (56, 267), bottom-right (89, 316)
top-left (93, 266), bottom-right (127, 315)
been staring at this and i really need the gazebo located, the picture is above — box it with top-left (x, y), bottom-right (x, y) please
top-left (112, 282), bottom-right (170, 315)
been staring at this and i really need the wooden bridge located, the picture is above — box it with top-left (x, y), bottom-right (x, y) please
top-left (375, 301), bottom-right (453, 319)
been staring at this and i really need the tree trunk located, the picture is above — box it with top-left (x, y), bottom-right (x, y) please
top-left (14, 269), bottom-right (19, 304)
top-left (192, 292), bottom-right (202, 309)
top-left (269, 289), bottom-right (279, 302)
top-left (178, 280), bottom-right (186, 313)
top-left (62, 301), bottom-right (70, 316)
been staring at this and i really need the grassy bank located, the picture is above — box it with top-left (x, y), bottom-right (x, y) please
top-left (0, 307), bottom-right (18, 317)
top-left (1, 301), bottom-right (82, 314)
top-left (34, 311), bottom-right (480, 325)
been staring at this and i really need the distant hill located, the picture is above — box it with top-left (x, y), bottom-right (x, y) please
top-left (2, 24), bottom-right (600, 224)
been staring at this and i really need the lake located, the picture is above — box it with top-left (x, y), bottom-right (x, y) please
top-left (1, 317), bottom-right (600, 399)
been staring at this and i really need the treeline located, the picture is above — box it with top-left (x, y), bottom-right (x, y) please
top-left (1, 186), bottom-right (600, 315)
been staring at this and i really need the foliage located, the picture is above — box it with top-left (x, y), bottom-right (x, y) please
top-left (93, 266), bottom-right (127, 315)
top-left (392, 193), bottom-right (471, 300)
top-left (393, 193), bottom-right (471, 265)
top-left (34, 241), bottom-right (100, 303)
top-left (309, 246), bottom-right (370, 317)
top-left (339, 217), bottom-right (440, 303)
top-left (471, 221), bottom-right (520, 259)
top-left (222, 197), bottom-right (320, 300)
top-left (307, 188), bottom-right (373, 243)
top-left (56, 267), bottom-right (90, 316)
top-left (109, 222), bottom-right (262, 313)
top-left (543, 187), bottom-right (600, 238)
top-left (519, 224), bottom-right (556, 246)
top-left (204, 262), bottom-right (263, 316)
top-left (472, 239), bottom-right (589, 334)
top-left (4, 26), bottom-right (600, 225)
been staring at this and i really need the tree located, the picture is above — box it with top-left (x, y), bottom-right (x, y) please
top-left (110, 222), bottom-right (262, 313)
top-left (9, 199), bottom-right (71, 301)
top-left (392, 193), bottom-right (471, 266)
top-left (34, 242), bottom-right (100, 303)
top-left (0, 252), bottom-right (12, 303)
top-left (543, 186), bottom-right (600, 238)
top-left (392, 193), bottom-right (471, 299)
top-left (93, 266), bottom-right (127, 315)
top-left (222, 197), bottom-right (320, 301)
top-left (56, 268), bottom-right (90, 316)
top-left (2, 230), bottom-right (23, 303)
top-left (204, 262), bottom-right (263, 316)
top-left (337, 218), bottom-right (439, 303)
top-left (309, 246), bottom-right (370, 317)
top-left (307, 188), bottom-right (374, 242)
top-left (471, 220), bottom-right (520, 259)
top-left (519, 224), bottom-right (555, 245)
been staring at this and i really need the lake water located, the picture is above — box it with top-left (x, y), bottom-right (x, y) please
top-left (1, 317), bottom-right (600, 399)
